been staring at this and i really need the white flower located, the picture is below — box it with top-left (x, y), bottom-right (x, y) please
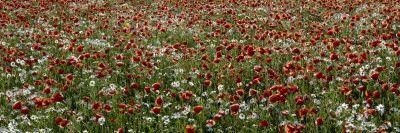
top-left (171, 81), bottom-right (180, 88)
top-left (206, 124), bottom-right (213, 128)
top-left (98, 117), bottom-right (105, 126)
top-left (261, 98), bottom-right (267, 102)
top-left (76, 116), bottom-right (83, 122)
top-left (386, 122), bottom-right (391, 127)
top-left (376, 104), bottom-right (384, 114)
top-left (6, 91), bottom-right (13, 97)
top-left (250, 98), bottom-right (255, 104)
top-left (182, 110), bottom-right (189, 115)
top-left (337, 121), bottom-right (343, 127)
top-left (163, 119), bottom-right (170, 124)
top-left (110, 84), bottom-right (116, 89)
top-left (11, 62), bottom-right (16, 67)
top-left (181, 80), bottom-right (187, 84)
top-left (31, 115), bottom-right (38, 120)
top-left (314, 99), bottom-right (321, 105)
top-left (239, 113), bottom-right (245, 119)
top-left (189, 82), bottom-right (194, 86)
top-left (89, 81), bottom-right (95, 86)
top-left (218, 85), bottom-right (224, 91)
top-left (394, 127), bottom-right (400, 132)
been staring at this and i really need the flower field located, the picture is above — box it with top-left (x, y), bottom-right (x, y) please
top-left (1, 0), bottom-right (400, 132)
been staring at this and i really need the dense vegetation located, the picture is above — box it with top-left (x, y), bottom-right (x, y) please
top-left (1, 0), bottom-right (400, 132)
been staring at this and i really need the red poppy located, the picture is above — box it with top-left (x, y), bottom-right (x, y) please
top-left (395, 62), bottom-right (400, 68)
top-left (20, 108), bottom-right (29, 114)
top-left (205, 73), bottom-right (213, 79)
top-left (282, 110), bottom-right (289, 116)
top-left (193, 106), bottom-right (203, 114)
top-left (57, 69), bottom-right (65, 74)
top-left (83, 97), bottom-right (90, 102)
top-left (65, 74), bottom-right (74, 80)
top-left (202, 63), bottom-right (209, 70)
top-left (330, 52), bottom-right (338, 61)
top-left (285, 124), bottom-right (300, 133)
top-left (372, 90), bottom-right (380, 98)
top-left (45, 79), bottom-right (55, 86)
top-left (251, 78), bottom-right (261, 84)
top-left (206, 119), bottom-right (216, 126)
top-left (55, 117), bottom-right (63, 123)
top-left (152, 107), bottom-right (161, 115)
top-left (230, 104), bottom-right (240, 115)
top-left (117, 128), bottom-right (124, 133)
top-left (170, 92), bottom-right (177, 97)
top-left (152, 83), bottom-right (161, 90)
top-left (365, 90), bottom-right (372, 98)
top-left (370, 72), bottom-right (379, 80)
top-left (295, 96), bottom-right (304, 105)
top-left (98, 62), bottom-right (106, 70)
top-left (60, 120), bottom-right (70, 128)
top-left (382, 83), bottom-right (388, 90)
top-left (94, 113), bottom-right (103, 123)
top-left (93, 101), bottom-right (102, 110)
top-left (117, 62), bottom-right (124, 67)
top-left (315, 117), bottom-right (324, 126)
top-left (236, 89), bottom-right (244, 96)
top-left (186, 125), bottom-right (195, 133)
top-left (76, 45), bottom-right (84, 53)
top-left (103, 104), bottom-right (112, 112)
top-left (204, 80), bottom-right (212, 86)
top-left (254, 66), bottom-right (262, 72)
top-left (309, 107), bottom-right (317, 116)
top-left (43, 86), bottom-right (51, 94)
top-left (249, 89), bottom-right (259, 96)
top-left (128, 108), bottom-right (135, 114)
top-left (120, 109), bottom-right (126, 114)
top-left (213, 58), bottom-right (221, 64)
top-left (314, 71), bottom-right (325, 80)
top-left (259, 120), bottom-right (268, 127)
top-left (218, 110), bottom-right (226, 116)
top-left (366, 109), bottom-right (376, 115)
top-left (299, 106), bottom-right (308, 117)
top-left (357, 86), bottom-right (365, 91)
top-left (156, 96), bottom-right (163, 107)
top-left (262, 89), bottom-right (272, 97)
top-left (52, 92), bottom-right (64, 102)
top-left (12, 101), bottom-right (22, 110)
top-left (340, 85), bottom-right (352, 95)
top-left (63, 85), bottom-right (69, 91)
top-left (214, 114), bottom-right (222, 120)
top-left (269, 94), bottom-right (281, 103)
top-left (391, 87), bottom-right (399, 96)
top-left (130, 83), bottom-right (139, 90)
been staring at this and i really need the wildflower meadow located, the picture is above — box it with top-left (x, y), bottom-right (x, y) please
top-left (1, 0), bottom-right (400, 132)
